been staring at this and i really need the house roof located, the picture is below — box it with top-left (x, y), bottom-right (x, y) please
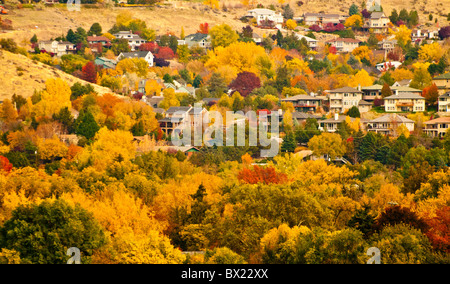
top-left (281, 94), bottom-right (322, 101)
top-left (394, 79), bottom-right (411, 86)
top-left (165, 106), bottom-right (192, 114)
top-left (326, 38), bottom-right (361, 43)
top-left (87, 36), bottom-right (111, 42)
top-left (369, 114), bottom-right (414, 123)
top-left (439, 92), bottom-right (450, 98)
top-left (119, 51), bottom-right (152, 59)
top-left (384, 92), bottom-right (425, 100)
top-left (303, 12), bottom-right (340, 18)
top-left (391, 86), bottom-right (421, 93)
top-left (370, 12), bottom-right (386, 19)
top-left (424, 116), bottom-right (450, 124)
top-left (361, 84), bottom-right (383, 91)
top-left (185, 33), bottom-right (208, 42)
top-left (358, 100), bottom-right (372, 105)
top-left (434, 73), bottom-right (450, 80)
top-left (327, 86), bottom-right (362, 93)
top-left (292, 112), bottom-right (321, 119)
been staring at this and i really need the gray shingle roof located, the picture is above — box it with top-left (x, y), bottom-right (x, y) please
top-left (384, 92), bottom-right (425, 100)
top-left (327, 86), bottom-right (363, 93)
top-left (369, 114), bottom-right (414, 123)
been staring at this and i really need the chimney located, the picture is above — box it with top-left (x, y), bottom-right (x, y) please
top-left (395, 89), bottom-right (398, 96)
top-left (357, 84), bottom-right (361, 91)
top-left (334, 113), bottom-right (339, 121)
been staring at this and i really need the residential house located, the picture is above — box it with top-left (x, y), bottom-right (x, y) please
top-left (364, 12), bottom-right (390, 33)
top-left (384, 92), bottom-right (425, 112)
top-left (158, 106), bottom-right (192, 136)
top-left (87, 36), bottom-right (111, 48)
top-left (391, 85), bottom-right (422, 95)
top-left (376, 61), bottom-right (402, 72)
top-left (432, 73), bottom-right (450, 95)
top-left (423, 116), bottom-right (450, 138)
top-left (291, 112), bottom-right (321, 126)
top-left (377, 39), bottom-right (397, 52)
top-left (164, 81), bottom-right (196, 97)
top-left (318, 114), bottom-right (361, 132)
top-left (246, 8), bottom-right (284, 26)
top-left (94, 57), bottom-right (117, 69)
top-left (303, 13), bottom-right (340, 26)
top-left (142, 95), bottom-right (164, 108)
top-left (361, 84), bottom-right (383, 102)
top-left (113, 31), bottom-right (147, 51)
top-left (327, 86), bottom-right (363, 113)
top-left (438, 92), bottom-right (450, 112)
top-left (365, 114), bottom-right (415, 136)
top-left (38, 40), bottom-right (76, 56)
top-left (281, 94), bottom-right (322, 113)
top-left (295, 34), bottom-right (318, 49)
top-left (325, 38), bottom-right (361, 53)
top-left (188, 106), bottom-right (208, 130)
top-left (117, 51), bottom-right (154, 67)
top-left (252, 33), bottom-right (262, 44)
top-left (411, 29), bottom-right (440, 42)
top-left (184, 33), bottom-right (211, 49)
top-left (358, 100), bottom-right (373, 113)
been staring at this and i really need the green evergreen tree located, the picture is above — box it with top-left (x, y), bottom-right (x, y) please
top-left (74, 110), bottom-right (100, 141)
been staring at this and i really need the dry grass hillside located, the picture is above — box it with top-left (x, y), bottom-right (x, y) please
top-left (0, 50), bottom-right (115, 100)
top-left (1, 0), bottom-right (447, 44)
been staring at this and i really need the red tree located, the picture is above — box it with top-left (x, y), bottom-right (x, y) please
top-left (81, 61), bottom-right (97, 83)
top-left (198, 23), bottom-right (209, 34)
top-left (0, 156), bottom-right (13, 173)
top-left (228, 71), bottom-right (261, 97)
top-left (156, 46), bottom-right (175, 60)
top-left (139, 42), bottom-right (159, 53)
top-left (238, 165), bottom-right (288, 185)
top-left (422, 83), bottom-right (439, 107)
top-left (425, 206), bottom-right (450, 253)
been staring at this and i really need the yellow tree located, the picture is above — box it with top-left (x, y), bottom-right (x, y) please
top-left (282, 109), bottom-right (293, 132)
top-left (308, 132), bottom-right (347, 160)
top-left (344, 14), bottom-right (363, 28)
top-left (144, 79), bottom-right (162, 97)
top-left (209, 24), bottom-right (239, 49)
top-left (391, 68), bottom-right (414, 82)
top-left (0, 99), bottom-right (18, 123)
top-left (159, 88), bottom-right (180, 110)
top-left (352, 46), bottom-right (373, 64)
top-left (348, 69), bottom-right (374, 88)
top-left (33, 78), bottom-right (72, 118)
top-left (37, 135), bottom-right (69, 161)
top-left (418, 42), bottom-right (445, 63)
top-left (393, 25), bottom-right (412, 46)
top-left (205, 41), bottom-right (269, 76)
top-left (285, 19), bottom-right (297, 30)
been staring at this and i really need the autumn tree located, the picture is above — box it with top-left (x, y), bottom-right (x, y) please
top-left (228, 71), bottom-right (261, 97)
top-left (308, 132), bottom-right (347, 160)
top-left (237, 165), bottom-right (288, 185)
top-left (344, 14), bottom-right (364, 28)
top-left (159, 88), bottom-right (180, 110)
top-left (209, 24), bottom-right (239, 49)
top-left (0, 99), bottom-right (18, 124)
top-left (0, 199), bottom-right (107, 264)
top-left (81, 61), bottom-right (97, 83)
top-left (33, 78), bottom-right (72, 118)
top-left (422, 83), bottom-right (439, 108)
top-left (198, 23), bottom-right (209, 34)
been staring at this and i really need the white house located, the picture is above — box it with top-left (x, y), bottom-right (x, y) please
top-left (384, 92), bottom-right (425, 112)
top-left (326, 38), bottom-right (361, 53)
top-left (38, 40), bottom-right (76, 57)
top-left (184, 33), bottom-right (211, 49)
top-left (247, 8), bottom-right (284, 26)
top-left (113, 30), bottom-right (147, 51)
top-left (295, 34), bottom-right (318, 49)
top-left (117, 51), bottom-right (154, 67)
top-left (438, 92), bottom-right (450, 112)
top-left (376, 61), bottom-right (402, 72)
